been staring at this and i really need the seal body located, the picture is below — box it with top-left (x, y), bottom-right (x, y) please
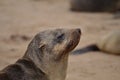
top-left (70, 0), bottom-right (120, 12)
top-left (97, 31), bottom-right (120, 55)
top-left (72, 31), bottom-right (120, 55)
top-left (0, 28), bottom-right (81, 80)
top-left (0, 59), bottom-right (47, 80)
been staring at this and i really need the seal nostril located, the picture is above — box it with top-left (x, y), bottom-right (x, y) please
top-left (76, 29), bottom-right (81, 34)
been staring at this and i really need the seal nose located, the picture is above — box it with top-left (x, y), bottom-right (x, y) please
top-left (76, 29), bottom-right (81, 34)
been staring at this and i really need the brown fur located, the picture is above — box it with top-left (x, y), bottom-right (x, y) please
top-left (0, 28), bottom-right (81, 80)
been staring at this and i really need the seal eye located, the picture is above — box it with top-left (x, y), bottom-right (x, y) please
top-left (57, 33), bottom-right (64, 39)
top-left (56, 33), bottom-right (65, 43)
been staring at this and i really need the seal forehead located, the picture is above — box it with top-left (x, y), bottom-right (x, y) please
top-left (37, 29), bottom-right (67, 43)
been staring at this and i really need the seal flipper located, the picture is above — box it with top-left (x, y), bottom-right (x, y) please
top-left (71, 44), bottom-right (100, 55)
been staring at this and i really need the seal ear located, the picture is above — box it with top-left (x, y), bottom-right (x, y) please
top-left (38, 44), bottom-right (46, 53)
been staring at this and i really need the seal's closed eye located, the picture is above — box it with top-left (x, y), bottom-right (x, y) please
top-left (55, 33), bottom-right (65, 43)
top-left (57, 33), bottom-right (65, 40)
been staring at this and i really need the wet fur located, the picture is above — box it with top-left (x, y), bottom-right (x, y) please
top-left (0, 58), bottom-right (47, 80)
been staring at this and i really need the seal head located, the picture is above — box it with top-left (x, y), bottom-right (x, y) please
top-left (24, 28), bottom-right (81, 80)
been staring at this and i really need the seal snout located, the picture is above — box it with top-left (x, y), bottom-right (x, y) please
top-left (76, 28), bottom-right (81, 34)
top-left (73, 28), bottom-right (81, 38)
top-left (65, 28), bottom-right (81, 52)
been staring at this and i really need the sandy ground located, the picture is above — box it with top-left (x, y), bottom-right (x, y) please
top-left (0, 0), bottom-right (120, 80)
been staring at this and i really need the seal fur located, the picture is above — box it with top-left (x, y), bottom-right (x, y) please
top-left (0, 28), bottom-right (81, 80)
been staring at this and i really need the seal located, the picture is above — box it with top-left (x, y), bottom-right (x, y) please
top-left (71, 31), bottom-right (120, 55)
top-left (70, 0), bottom-right (120, 12)
top-left (0, 28), bottom-right (81, 80)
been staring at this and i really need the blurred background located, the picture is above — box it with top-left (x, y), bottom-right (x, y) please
top-left (0, 0), bottom-right (120, 80)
